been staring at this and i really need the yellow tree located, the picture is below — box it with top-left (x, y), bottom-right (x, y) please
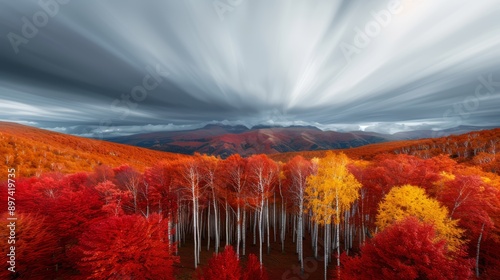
top-left (305, 152), bottom-right (361, 280)
top-left (376, 184), bottom-right (464, 251)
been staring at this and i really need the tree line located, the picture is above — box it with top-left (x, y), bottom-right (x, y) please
top-left (1, 152), bottom-right (499, 279)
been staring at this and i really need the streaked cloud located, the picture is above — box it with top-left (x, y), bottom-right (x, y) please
top-left (0, 0), bottom-right (499, 136)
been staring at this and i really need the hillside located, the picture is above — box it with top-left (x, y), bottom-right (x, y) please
top-left (0, 122), bottom-right (184, 177)
top-left (270, 128), bottom-right (500, 173)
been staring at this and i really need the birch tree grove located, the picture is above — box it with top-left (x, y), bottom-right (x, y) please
top-left (178, 157), bottom-right (204, 268)
top-left (97, 152), bottom-right (492, 278)
top-left (200, 154), bottom-right (221, 254)
top-left (247, 154), bottom-right (278, 265)
top-left (10, 136), bottom-right (499, 279)
top-left (223, 154), bottom-right (248, 258)
top-left (283, 156), bottom-right (313, 274)
top-left (305, 152), bottom-right (361, 280)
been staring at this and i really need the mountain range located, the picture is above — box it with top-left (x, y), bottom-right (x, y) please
top-left (105, 124), bottom-right (497, 158)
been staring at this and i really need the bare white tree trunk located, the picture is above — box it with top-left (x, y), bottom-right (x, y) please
top-left (253, 210), bottom-right (257, 245)
top-left (313, 222), bottom-right (318, 259)
top-left (258, 203), bottom-right (264, 264)
top-left (266, 198), bottom-right (271, 254)
top-left (207, 202), bottom-right (211, 251)
top-left (213, 197), bottom-right (219, 253)
top-left (324, 223), bottom-right (328, 280)
top-left (476, 223), bottom-right (485, 278)
top-left (243, 207), bottom-right (247, 256)
top-left (298, 209), bottom-right (304, 273)
top-left (281, 202), bottom-right (286, 252)
top-left (236, 203), bottom-right (241, 257)
top-left (273, 192), bottom-right (277, 242)
top-left (335, 222), bottom-right (340, 267)
top-left (226, 200), bottom-right (229, 246)
top-left (192, 197), bottom-right (198, 268)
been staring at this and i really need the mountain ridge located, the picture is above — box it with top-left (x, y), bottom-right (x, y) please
top-left (105, 124), bottom-right (498, 158)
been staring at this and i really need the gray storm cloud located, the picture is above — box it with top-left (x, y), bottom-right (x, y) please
top-left (0, 0), bottom-right (499, 137)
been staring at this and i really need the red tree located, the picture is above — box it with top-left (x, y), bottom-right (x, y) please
top-left (114, 165), bottom-right (142, 214)
top-left (95, 180), bottom-right (128, 216)
top-left (197, 246), bottom-right (241, 280)
top-left (222, 154), bottom-right (249, 256)
top-left (340, 217), bottom-right (472, 280)
top-left (437, 173), bottom-right (500, 277)
top-left (143, 161), bottom-right (179, 217)
top-left (243, 254), bottom-right (269, 280)
top-left (0, 213), bottom-right (58, 279)
top-left (247, 154), bottom-right (278, 263)
top-left (283, 155), bottom-right (313, 272)
top-left (75, 214), bottom-right (178, 279)
top-left (197, 246), bottom-right (268, 280)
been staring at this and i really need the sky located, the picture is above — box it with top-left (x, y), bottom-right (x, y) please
top-left (0, 0), bottom-right (499, 137)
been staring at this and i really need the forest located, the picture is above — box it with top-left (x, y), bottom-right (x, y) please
top-left (1, 145), bottom-right (499, 279)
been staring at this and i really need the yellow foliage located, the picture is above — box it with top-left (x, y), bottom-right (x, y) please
top-left (376, 185), bottom-right (464, 251)
top-left (351, 159), bottom-right (371, 169)
top-left (306, 152), bottom-right (361, 225)
top-left (439, 171), bottom-right (456, 181)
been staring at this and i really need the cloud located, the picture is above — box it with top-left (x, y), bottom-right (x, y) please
top-left (0, 0), bottom-right (499, 135)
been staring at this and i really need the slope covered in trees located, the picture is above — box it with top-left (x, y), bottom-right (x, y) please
top-left (0, 122), bottom-right (184, 176)
top-left (271, 128), bottom-right (500, 173)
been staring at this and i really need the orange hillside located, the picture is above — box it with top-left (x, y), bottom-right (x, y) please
top-left (0, 122), bottom-right (186, 177)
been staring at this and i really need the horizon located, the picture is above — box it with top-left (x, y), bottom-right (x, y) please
top-left (1, 119), bottom-right (498, 140)
top-left (1, 1), bottom-right (500, 137)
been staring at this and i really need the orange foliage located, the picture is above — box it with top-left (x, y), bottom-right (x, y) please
top-left (0, 122), bottom-right (186, 177)
top-left (271, 128), bottom-right (500, 174)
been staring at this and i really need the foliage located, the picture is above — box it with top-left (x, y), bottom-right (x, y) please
top-left (243, 254), bottom-right (269, 280)
top-left (197, 246), bottom-right (268, 280)
top-left (75, 214), bottom-right (178, 279)
top-left (376, 184), bottom-right (464, 251)
top-left (2, 122), bottom-right (500, 278)
top-left (197, 246), bottom-right (241, 280)
top-left (0, 213), bottom-right (58, 279)
top-left (341, 217), bottom-right (473, 280)
top-left (306, 152), bottom-right (361, 225)
top-left (0, 122), bottom-right (184, 176)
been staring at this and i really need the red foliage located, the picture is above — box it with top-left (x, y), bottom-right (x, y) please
top-left (75, 214), bottom-right (178, 279)
top-left (243, 254), bottom-right (269, 280)
top-left (0, 213), bottom-right (58, 279)
top-left (221, 154), bottom-right (249, 208)
top-left (197, 246), bottom-right (241, 280)
top-left (439, 175), bottom-right (498, 235)
top-left (95, 180), bottom-right (128, 216)
top-left (246, 154), bottom-right (278, 207)
top-left (60, 172), bottom-right (90, 191)
top-left (340, 217), bottom-right (473, 280)
top-left (197, 247), bottom-right (268, 280)
top-left (143, 162), bottom-right (179, 216)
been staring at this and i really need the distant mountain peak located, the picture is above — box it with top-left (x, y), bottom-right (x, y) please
top-left (202, 123), bottom-right (249, 132)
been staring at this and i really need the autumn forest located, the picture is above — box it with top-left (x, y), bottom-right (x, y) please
top-left (1, 123), bottom-right (499, 279)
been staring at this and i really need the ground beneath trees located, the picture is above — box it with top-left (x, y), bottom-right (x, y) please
top-left (175, 229), bottom-right (343, 279)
